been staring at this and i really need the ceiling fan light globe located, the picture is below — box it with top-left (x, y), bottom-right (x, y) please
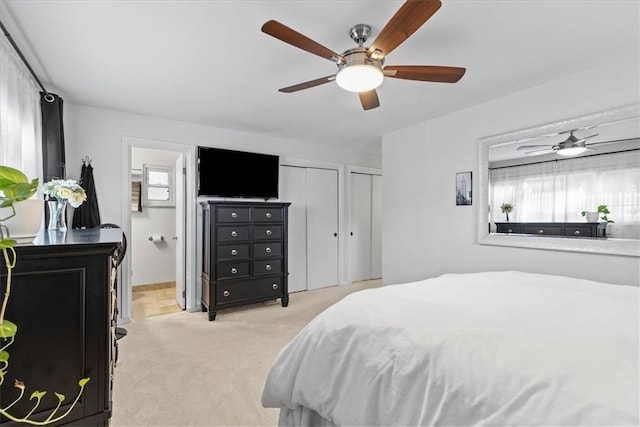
top-left (336, 65), bottom-right (384, 92)
top-left (557, 146), bottom-right (588, 156)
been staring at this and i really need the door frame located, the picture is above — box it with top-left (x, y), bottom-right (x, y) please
top-left (120, 136), bottom-right (197, 324)
top-left (280, 157), bottom-right (348, 285)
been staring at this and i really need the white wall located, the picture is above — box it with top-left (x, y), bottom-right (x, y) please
top-left (131, 147), bottom-right (179, 286)
top-left (382, 57), bottom-right (640, 287)
top-left (63, 103), bottom-right (381, 229)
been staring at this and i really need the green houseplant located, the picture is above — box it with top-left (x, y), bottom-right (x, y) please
top-left (581, 204), bottom-right (614, 223)
top-left (0, 165), bottom-right (89, 425)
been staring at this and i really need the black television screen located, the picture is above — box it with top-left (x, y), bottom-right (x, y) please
top-left (197, 147), bottom-right (279, 199)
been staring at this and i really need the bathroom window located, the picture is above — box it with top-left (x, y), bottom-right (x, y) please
top-left (143, 165), bottom-right (175, 207)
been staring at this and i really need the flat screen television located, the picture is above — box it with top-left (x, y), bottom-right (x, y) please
top-left (197, 147), bottom-right (279, 199)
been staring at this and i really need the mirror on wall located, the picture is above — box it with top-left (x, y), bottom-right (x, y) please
top-left (477, 104), bottom-right (639, 257)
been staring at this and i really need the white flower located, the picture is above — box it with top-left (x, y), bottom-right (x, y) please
top-left (43, 179), bottom-right (87, 208)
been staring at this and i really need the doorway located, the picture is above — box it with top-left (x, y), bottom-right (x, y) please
top-left (119, 137), bottom-right (197, 324)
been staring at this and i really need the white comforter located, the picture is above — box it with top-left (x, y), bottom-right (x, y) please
top-left (262, 271), bottom-right (639, 426)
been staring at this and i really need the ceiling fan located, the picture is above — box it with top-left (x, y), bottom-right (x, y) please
top-left (517, 129), bottom-right (602, 156)
top-left (261, 0), bottom-right (466, 110)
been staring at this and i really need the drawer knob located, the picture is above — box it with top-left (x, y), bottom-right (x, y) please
top-left (265, 264), bottom-right (272, 271)
top-left (265, 247), bottom-right (272, 253)
top-left (272, 283), bottom-right (278, 290)
top-left (266, 229), bottom-right (272, 236)
top-left (231, 267), bottom-right (238, 274)
top-left (231, 212), bottom-right (238, 219)
top-left (231, 249), bottom-right (238, 256)
top-left (538, 229), bottom-right (544, 234)
top-left (266, 212), bottom-right (272, 219)
top-left (223, 290), bottom-right (230, 297)
top-left (574, 230), bottom-right (581, 235)
top-left (231, 230), bottom-right (238, 237)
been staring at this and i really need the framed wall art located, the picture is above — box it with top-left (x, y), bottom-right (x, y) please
top-left (456, 171), bottom-right (472, 206)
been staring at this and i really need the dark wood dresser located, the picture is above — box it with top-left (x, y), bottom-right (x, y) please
top-left (201, 201), bottom-right (290, 321)
top-left (0, 228), bottom-right (121, 426)
top-left (495, 222), bottom-right (606, 238)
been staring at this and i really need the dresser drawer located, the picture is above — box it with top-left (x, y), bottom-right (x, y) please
top-left (253, 242), bottom-right (282, 258)
top-left (216, 207), bottom-right (250, 223)
top-left (216, 277), bottom-right (283, 304)
top-left (253, 225), bottom-right (282, 240)
top-left (254, 207), bottom-right (283, 223)
top-left (563, 225), bottom-right (596, 237)
top-left (216, 226), bottom-right (250, 242)
top-left (522, 225), bottom-right (563, 236)
top-left (496, 223), bottom-right (521, 234)
top-left (216, 243), bottom-right (249, 261)
top-left (253, 259), bottom-right (282, 275)
top-left (216, 261), bottom-right (250, 279)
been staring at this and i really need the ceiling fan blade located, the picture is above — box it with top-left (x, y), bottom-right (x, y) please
top-left (525, 148), bottom-right (556, 156)
top-left (367, 0), bottom-right (442, 59)
top-left (359, 89), bottom-right (380, 110)
top-left (517, 144), bottom-right (553, 150)
top-left (577, 133), bottom-right (599, 142)
top-left (384, 65), bottom-right (465, 83)
top-left (262, 20), bottom-right (344, 63)
top-left (278, 75), bottom-right (335, 93)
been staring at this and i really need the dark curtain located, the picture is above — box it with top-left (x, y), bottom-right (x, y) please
top-left (73, 162), bottom-right (101, 229)
top-left (40, 92), bottom-right (65, 181)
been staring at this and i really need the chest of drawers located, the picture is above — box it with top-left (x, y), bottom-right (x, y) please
top-left (495, 222), bottom-right (606, 238)
top-left (201, 201), bottom-right (290, 321)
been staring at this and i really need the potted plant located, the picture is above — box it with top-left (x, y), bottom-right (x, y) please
top-left (0, 165), bottom-right (89, 424)
top-left (581, 204), bottom-right (614, 223)
top-left (500, 203), bottom-right (514, 222)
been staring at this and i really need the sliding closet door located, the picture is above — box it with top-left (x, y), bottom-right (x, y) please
top-left (279, 166), bottom-right (307, 293)
top-left (306, 168), bottom-right (339, 290)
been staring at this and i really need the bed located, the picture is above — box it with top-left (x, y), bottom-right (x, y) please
top-left (261, 271), bottom-right (639, 426)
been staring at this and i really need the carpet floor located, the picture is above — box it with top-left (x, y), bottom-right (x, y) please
top-left (111, 279), bottom-right (381, 426)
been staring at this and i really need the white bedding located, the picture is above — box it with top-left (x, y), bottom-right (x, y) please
top-left (262, 271), bottom-right (639, 426)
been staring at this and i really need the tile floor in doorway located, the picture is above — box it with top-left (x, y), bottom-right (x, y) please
top-left (132, 282), bottom-right (182, 318)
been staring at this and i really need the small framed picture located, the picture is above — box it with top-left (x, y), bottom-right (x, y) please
top-left (456, 171), bottom-right (472, 206)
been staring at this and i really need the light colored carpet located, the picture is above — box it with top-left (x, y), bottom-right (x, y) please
top-left (111, 279), bottom-right (381, 426)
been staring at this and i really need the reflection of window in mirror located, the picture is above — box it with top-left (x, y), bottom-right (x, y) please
top-left (143, 165), bottom-right (175, 207)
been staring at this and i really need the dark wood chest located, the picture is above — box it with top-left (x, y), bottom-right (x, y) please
top-left (201, 201), bottom-right (291, 321)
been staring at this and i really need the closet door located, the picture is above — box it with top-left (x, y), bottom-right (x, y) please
top-left (279, 166), bottom-right (307, 293)
top-left (349, 172), bottom-right (382, 282)
top-left (371, 174), bottom-right (382, 279)
top-left (306, 168), bottom-right (339, 290)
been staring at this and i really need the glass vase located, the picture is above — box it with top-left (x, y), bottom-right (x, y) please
top-left (47, 200), bottom-right (68, 231)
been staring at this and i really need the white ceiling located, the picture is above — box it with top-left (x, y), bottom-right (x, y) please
top-left (2, 0), bottom-right (639, 154)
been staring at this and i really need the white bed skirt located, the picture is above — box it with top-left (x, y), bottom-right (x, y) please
top-left (279, 406), bottom-right (336, 427)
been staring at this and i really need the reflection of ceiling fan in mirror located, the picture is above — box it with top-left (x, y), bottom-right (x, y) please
top-left (517, 129), bottom-right (603, 156)
top-left (260, 0), bottom-right (466, 110)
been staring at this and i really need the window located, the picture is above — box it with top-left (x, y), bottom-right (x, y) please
top-left (143, 165), bottom-right (175, 207)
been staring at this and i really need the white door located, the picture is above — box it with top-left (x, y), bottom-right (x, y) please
top-left (279, 166), bottom-right (307, 293)
top-left (306, 168), bottom-right (339, 290)
top-left (350, 172), bottom-right (372, 282)
top-left (174, 155), bottom-right (186, 309)
top-left (371, 174), bottom-right (382, 279)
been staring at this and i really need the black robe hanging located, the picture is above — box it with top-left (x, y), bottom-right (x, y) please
top-left (72, 163), bottom-right (101, 228)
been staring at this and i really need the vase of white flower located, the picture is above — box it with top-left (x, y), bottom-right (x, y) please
top-left (47, 199), bottom-right (67, 231)
top-left (43, 179), bottom-right (87, 230)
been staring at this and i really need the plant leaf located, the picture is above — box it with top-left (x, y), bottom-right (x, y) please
top-left (0, 166), bottom-right (28, 187)
top-left (0, 350), bottom-right (9, 362)
top-left (30, 390), bottom-right (47, 400)
top-left (79, 377), bottom-right (91, 386)
top-left (0, 320), bottom-right (18, 338)
top-left (55, 392), bottom-right (66, 401)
